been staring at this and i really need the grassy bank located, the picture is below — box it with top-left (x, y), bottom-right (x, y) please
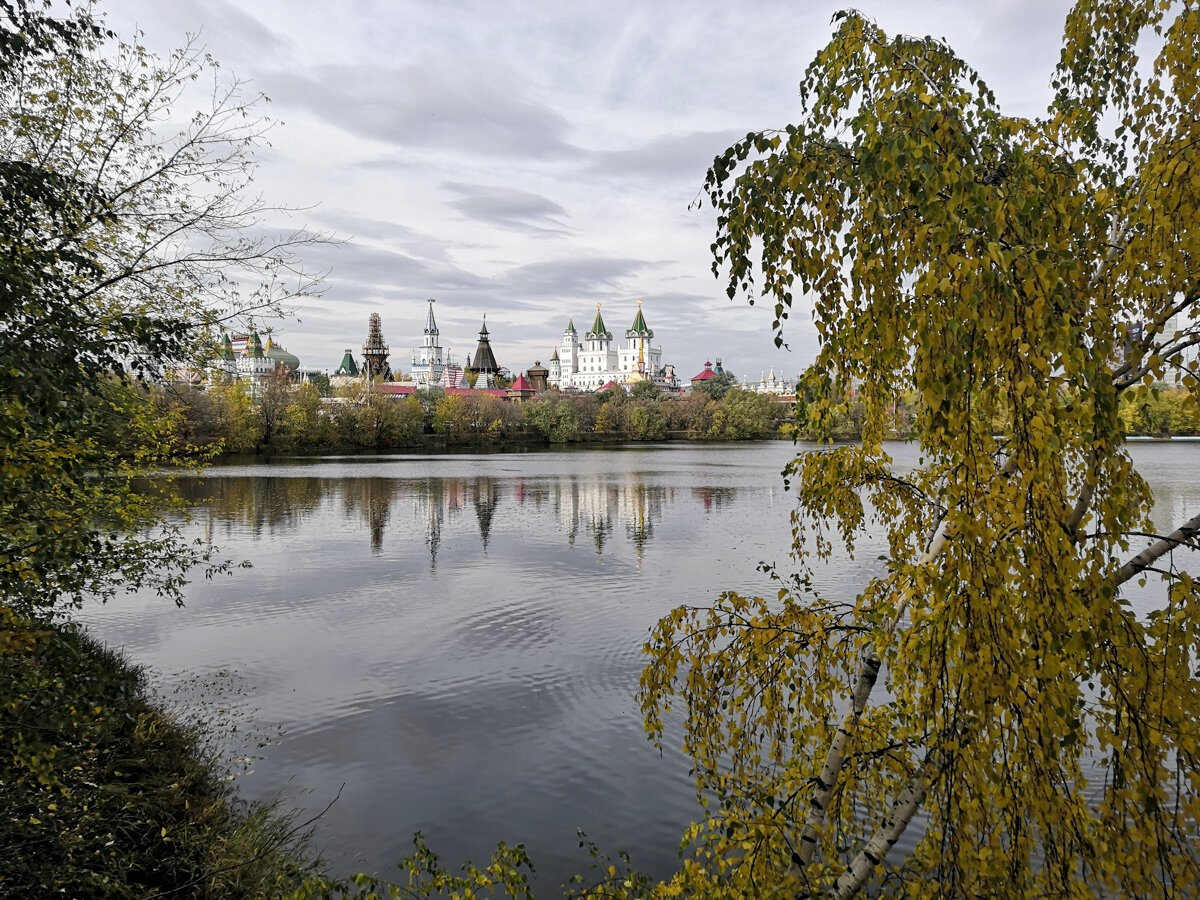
top-left (1, 611), bottom-right (321, 897)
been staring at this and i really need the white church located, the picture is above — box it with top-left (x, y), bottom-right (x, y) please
top-left (549, 301), bottom-right (677, 391)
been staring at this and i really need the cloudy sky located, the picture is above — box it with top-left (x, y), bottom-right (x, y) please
top-left (94, 0), bottom-right (1073, 382)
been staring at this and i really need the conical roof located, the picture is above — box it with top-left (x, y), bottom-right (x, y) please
top-left (626, 299), bottom-right (653, 338)
top-left (469, 317), bottom-right (500, 373)
top-left (586, 304), bottom-right (611, 340)
top-left (246, 328), bottom-right (264, 359)
top-left (335, 349), bottom-right (359, 376)
top-left (219, 332), bottom-right (235, 360)
top-left (424, 298), bottom-right (438, 335)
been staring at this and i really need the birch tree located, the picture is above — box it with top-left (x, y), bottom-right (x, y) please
top-left (641, 2), bottom-right (1200, 895)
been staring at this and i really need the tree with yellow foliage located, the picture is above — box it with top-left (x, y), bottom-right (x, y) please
top-left (641, 2), bottom-right (1200, 895)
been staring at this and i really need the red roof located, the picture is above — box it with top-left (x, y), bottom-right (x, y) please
top-left (597, 380), bottom-right (622, 393)
top-left (691, 367), bottom-right (717, 381)
top-left (510, 374), bottom-right (533, 391)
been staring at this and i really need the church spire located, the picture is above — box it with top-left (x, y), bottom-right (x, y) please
top-left (626, 298), bottom-right (653, 338)
top-left (424, 298), bottom-right (438, 335)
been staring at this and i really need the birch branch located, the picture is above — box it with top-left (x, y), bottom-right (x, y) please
top-left (1115, 510), bottom-right (1200, 586)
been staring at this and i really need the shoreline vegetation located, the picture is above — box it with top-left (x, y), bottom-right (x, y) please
top-left (0, 614), bottom-right (323, 897)
top-left (164, 377), bottom-right (1200, 457)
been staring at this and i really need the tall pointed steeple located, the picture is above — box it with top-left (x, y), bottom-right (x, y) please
top-left (424, 298), bottom-right (438, 335)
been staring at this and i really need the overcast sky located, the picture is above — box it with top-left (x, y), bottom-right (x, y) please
top-left (93, 0), bottom-right (1073, 381)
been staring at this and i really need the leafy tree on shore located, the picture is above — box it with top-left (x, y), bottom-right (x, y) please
top-left (0, 1), bottom-right (321, 615)
top-left (641, 2), bottom-right (1200, 895)
top-left (522, 397), bottom-right (582, 443)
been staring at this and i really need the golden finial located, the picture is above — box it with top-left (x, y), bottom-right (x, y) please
top-left (637, 298), bottom-right (643, 309)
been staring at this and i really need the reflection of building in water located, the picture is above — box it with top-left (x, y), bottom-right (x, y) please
top-left (693, 486), bottom-right (737, 513)
top-left (301, 472), bottom-right (684, 564)
top-left (473, 479), bottom-right (500, 551)
top-left (182, 475), bottom-right (326, 536)
top-left (525, 476), bottom-right (670, 563)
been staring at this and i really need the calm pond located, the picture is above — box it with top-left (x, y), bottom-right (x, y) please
top-left (75, 441), bottom-right (1199, 888)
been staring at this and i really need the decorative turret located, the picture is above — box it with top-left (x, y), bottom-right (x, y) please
top-left (219, 332), bottom-right (235, 361)
top-left (247, 328), bottom-right (265, 359)
top-left (527, 360), bottom-right (549, 392)
top-left (411, 298), bottom-right (445, 386)
top-left (424, 297), bottom-right (439, 335)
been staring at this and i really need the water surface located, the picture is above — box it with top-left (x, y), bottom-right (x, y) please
top-left (77, 441), bottom-right (1200, 888)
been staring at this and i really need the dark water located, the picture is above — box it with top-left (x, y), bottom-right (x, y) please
top-left (75, 440), bottom-right (1200, 889)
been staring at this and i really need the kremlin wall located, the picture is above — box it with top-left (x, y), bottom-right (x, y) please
top-left (208, 299), bottom-right (797, 398)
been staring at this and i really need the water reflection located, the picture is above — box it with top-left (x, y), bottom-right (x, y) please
top-left (87, 443), bottom-right (1200, 887)
top-left (179, 473), bottom-right (683, 568)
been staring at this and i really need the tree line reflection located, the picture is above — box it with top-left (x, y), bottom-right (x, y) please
top-left (174, 474), bottom-right (740, 564)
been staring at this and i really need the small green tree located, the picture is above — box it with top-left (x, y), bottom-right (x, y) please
top-left (630, 378), bottom-right (662, 401)
top-left (523, 397), bottom-right (582, 443)
top-left (692, 369), bottom-right (738, 400)
top-left (624, 400), bottom-right (667, 440)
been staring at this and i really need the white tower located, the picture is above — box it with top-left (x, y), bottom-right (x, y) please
top-left (412, 298), bottom-right (444, 386)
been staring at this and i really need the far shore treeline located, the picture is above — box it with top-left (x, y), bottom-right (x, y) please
top-left (159, 374), bottom-right (1200, 455)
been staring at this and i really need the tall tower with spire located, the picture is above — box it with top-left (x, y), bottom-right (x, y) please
top-left (620, 298), bottom-right (655, 375)
top-left (553, 318), bottom-right (579, 388)
top-left (411, 298), bottom-right (445, 386)
top-left (576, 303), bottom-right (618, 388)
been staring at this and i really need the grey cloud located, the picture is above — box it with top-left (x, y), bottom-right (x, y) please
top-left (300, 238), bottom-right (488, 304)
top-left (501, 256), bottom-right (659, 300)
top-left (586, 129), bottom-right (745, 181)
top-left (261, 64), bottom-right (582, 160)
top-left (189, 0), bottom-right (289, 62)
top-left (311, 210), bottom-right (458, 264)
top-left (443, 182), bottom-right (571, 235)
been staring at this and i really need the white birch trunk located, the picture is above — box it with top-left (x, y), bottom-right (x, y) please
top-left (794, 523), bottom-right (952, 864)
top-left (830, 758), bottom-right (932, 899)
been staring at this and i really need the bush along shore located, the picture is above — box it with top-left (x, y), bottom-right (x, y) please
top-left (0, 611), bottom-right (325, 897)
top-left (168, 379), bottom-right (795, 454)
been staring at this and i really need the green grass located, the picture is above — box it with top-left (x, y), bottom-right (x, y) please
top-left (1, 613), bottom-right (321, 898)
